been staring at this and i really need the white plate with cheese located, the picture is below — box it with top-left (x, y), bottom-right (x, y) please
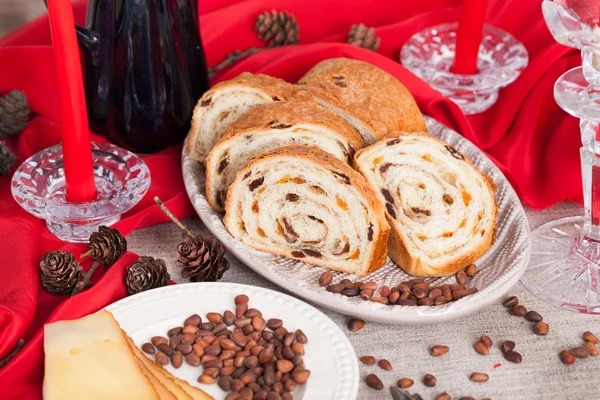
top-left (104, 282), bottom-right (359, 400)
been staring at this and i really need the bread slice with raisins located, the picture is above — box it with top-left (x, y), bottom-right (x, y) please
top-left (354, 132), bottom-right (497, 277)
top-left (296, 58), bottom-right (426, 145)
top-left (205, 99), bottom-right (363, 212)
top-left (186, 72), bottom-right (295, 163)
top-left (224, 145), bottom-right (389, 276)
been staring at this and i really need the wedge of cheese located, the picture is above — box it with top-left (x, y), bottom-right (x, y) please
top-left (126, 335), bottom-right (213, 400)
top-left (134, 356), bottom-right (177, 400)
top-left (43, 310), bottom-right (160, 400)
top-left (126, 335), bottom-right (193, 400)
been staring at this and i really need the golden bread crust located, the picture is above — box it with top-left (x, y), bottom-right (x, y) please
top-left (204, 99), bottom-right (364, 211)
top-left (297, 58), bottom-right (427, 142)
top-left (218, 99), bottom-right (363, 150)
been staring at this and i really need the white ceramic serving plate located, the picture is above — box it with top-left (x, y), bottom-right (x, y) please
top-left (106, 282), bottom-right (359, 400)
top-left (182, 117), bottom-right (532, 325)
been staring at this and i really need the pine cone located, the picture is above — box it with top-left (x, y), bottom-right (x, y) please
top-left (347, 23), bottom-right (381, 52)
top-left (84, 226), bottom-right (127, 266)
top-left (126, 256), bottom-right (170, 295)
top-left (40, 251), bottom-right (83, 295)
top-left (177, 236), bottom-right (229, 282)
top-left (0, 90), bottom-right (30, 137)
top-left (255, 10), bottom-right (299, 47)
top-left (0, 142), bottom-right (16, 177)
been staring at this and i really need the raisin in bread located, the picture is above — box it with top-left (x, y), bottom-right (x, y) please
top-left (296, 58), bottom-right (426, 145)
top-left (224, 146), bottom-right (389, 276)
top-left (186, 72), bottom-right (294, 163)
top-left (354, 132), bottom-right (497, 277)
top-left (205, 100), bottom-right (363, 212)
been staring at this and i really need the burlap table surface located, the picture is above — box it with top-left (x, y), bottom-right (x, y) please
top-left (128, 201), bottom-right (599, 400)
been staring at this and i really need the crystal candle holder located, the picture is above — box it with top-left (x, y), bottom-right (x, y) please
top-left (11, 142), bottom-right (150, 243)
top-left (400, 23), bottom-right (529, 115)
top-left (520, 0), bottom-right (600, 314)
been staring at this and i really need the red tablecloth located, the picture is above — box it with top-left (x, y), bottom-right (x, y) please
top-left (0, 0), bottom-right (579, 398)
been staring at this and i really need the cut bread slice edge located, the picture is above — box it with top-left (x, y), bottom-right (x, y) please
top-left (223, 145), bottom-right (390, 276)
top-left (354, 131), bottom-right (498, 277)
top-left (186, 73), bottom-right (295, 163)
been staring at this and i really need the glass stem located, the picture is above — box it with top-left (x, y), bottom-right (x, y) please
top-left (580, 119), bottom-right (600, 240)
top-left (580, 118), bottom-right (600, 312)
top-left (580, 46), bottom-right (600, 241)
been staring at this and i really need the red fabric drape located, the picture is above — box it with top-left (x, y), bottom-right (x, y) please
top-left (0, 1), bottom-right (580, 398)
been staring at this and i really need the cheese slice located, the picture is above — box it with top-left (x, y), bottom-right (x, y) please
top-left (126, 335), bottom-right (193, 400)
top-left (134, 356), bottom-right (177, 400)
top-left (126, 336), bottom-right (214, 400)
top-left (43, 310), bottom-right (159, 400)
top-left (169, 372), bottom-right (214, 400)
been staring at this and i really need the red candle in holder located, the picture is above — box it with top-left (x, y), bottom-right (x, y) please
top-left (48, 0), bottom-right (97, 202)
top-left (451, 0), bottom-right (487, 74)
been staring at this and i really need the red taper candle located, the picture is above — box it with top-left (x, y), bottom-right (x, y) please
top-left (48, 0), bottom-right (97, 202)
top-left (451, 0), bottom-right (487, 75)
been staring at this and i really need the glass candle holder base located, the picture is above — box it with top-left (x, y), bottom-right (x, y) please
top-left (400, 23), bottom-right (529, 115)
top-left (46, 215), bottom-right (121, 243)
top-left (445, 87), bottom-right (500, 116)
top-left (521, 216), bottom-right (600, 314)
top-left (11, 142), bottom-right (151, 243)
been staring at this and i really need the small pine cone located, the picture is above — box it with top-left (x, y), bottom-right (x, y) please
top-left (126, 256), bottom-right (170, 295)
top-left (40, 251), bottom-right (83, 295)
top-left (255, 10), bottom-right (299, 47)
top-left (84, 226), bottom-right (127, 266)
top-left (347, 23), bottom-right (381, 52)
top-left (0, 90), bottom-right (30, 137)
top-left (0, 142), bottom-right (16, 176)
top-left (177, 236), bottom-right (229, 282)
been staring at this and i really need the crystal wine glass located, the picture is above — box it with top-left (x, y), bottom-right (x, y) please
top-left (521, 0), bottom-right (600, 313)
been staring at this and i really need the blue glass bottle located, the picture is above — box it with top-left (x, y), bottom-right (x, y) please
top-left (77, 0), bottom-right (210, 153)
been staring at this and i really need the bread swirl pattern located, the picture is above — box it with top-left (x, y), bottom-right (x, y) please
top-left (205, 100), bottom-right (363, 212)
top-left (224, 146), bottom-right (389, 276)
top-left (354, 132), bottom-right (497, 277)
top-left (187, 72), bottom-right (294, 163)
